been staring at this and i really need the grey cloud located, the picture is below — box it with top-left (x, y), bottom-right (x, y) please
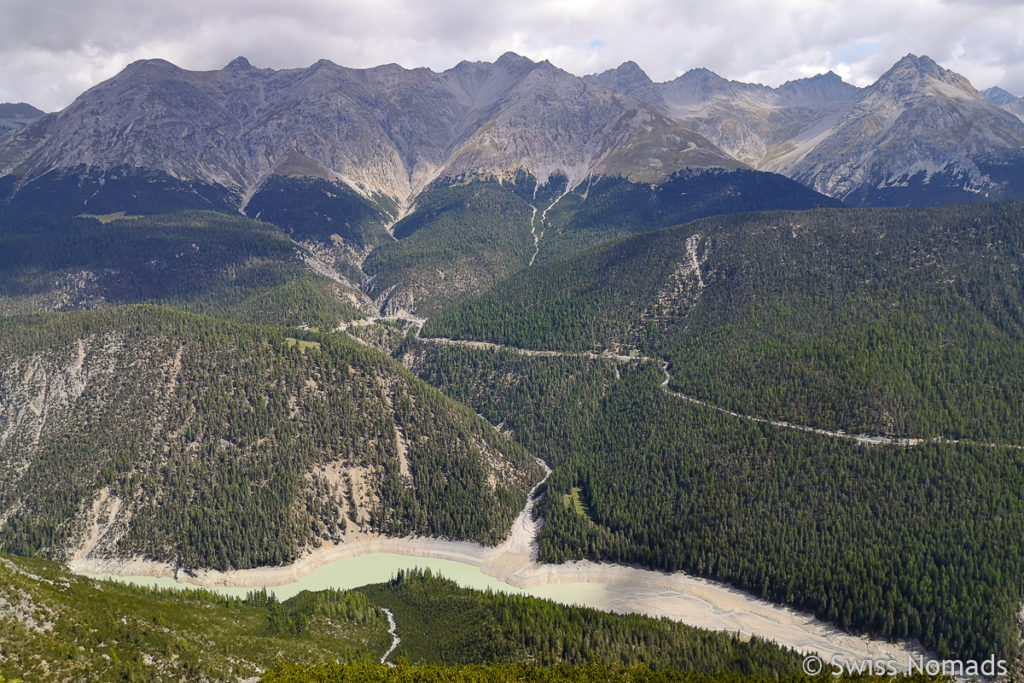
top-left (3, 0), bottom-right (1024, 111)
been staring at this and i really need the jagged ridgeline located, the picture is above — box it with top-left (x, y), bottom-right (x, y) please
top-left (0, 557), bottom-right (802, 681)
top-left (0, 210), bottom-right (372, 326)
top-left (0, 307), bottom-right (541, 569)
top-left (426, 201), bottom-right (1024, 441)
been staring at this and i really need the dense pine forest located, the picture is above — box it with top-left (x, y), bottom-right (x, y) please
top-left (0, 210), bottom-right (368, 327)
top-left (362, 179), bottom-right (537, 314)
top-left (426, 202), bottom-right (1024, 442)
top-left (408, 341), bottom-right (1024, 661)
top-left (3, 181), bottom-right (1024, 671)
top-left (535, 169), bottom-right (842, 258)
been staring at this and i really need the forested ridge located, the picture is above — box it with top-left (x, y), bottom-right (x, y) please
top-left (0, 306), bottom-right (540, 569)
top-left (359, 171), bottom-right (840, 315)
top-left (426, 202), bottom-right (1024, 442)
top-left (244, 175), bottom-right (396, 253)
top-left (360, 569), bottom-right (801, 672)
top-left (534, 169), bottom-right (842, 259)
top-left (408, 341), bottom-right (1024, 661)
top-left (363, 179), bottom-right (537, 314)
top-left (4, 179), bottom-right (1024, 670)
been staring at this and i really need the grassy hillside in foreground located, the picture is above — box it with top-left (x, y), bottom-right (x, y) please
top-left (0, 557), bottom-right (804, 682)
top-left (426, 202), bottom-right (1024, 443)
top-left (0, 552), bottom-right (387, 681)
top-left (407, 342), bottom-right (1024, 662)
top-left (0, 307), bottom-right (540, 570)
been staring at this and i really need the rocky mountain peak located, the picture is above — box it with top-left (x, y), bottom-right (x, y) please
top-left (584, 61), bottom-right (658, 101)
top-left (982, 86), bottom-right (1019, 106)
top-left (0, 102), bottom-right (46, 137)
top-left (0, 103), bottom-right (44, 120)
top-left (873, 53), bottom-right (975, 100)
top-left (680, 67), bottom-right (729, 87)
top-left (122, 58), bottom-right (183, 78)
top-left (657, 67), bottom-right (736, 107)
top-left (224, 56), bottom-right (254, 71)
top-left (789, 52), bottom-right (1024, 204)
top-left (600, 61), bottom-right (652, 83)
top-left (5, 52), bottom-right (1024, 210)
top-left (0, 52), bottom-right (742, 205)
top-left (776, 71), bottom-right (858, 104)
top-left (495, 52), bottom-right (535, 69)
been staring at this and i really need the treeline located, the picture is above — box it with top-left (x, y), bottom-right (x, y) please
top-left (244, 175), bottom-right (395, 252)
top-left (542, 169), bottom-right (840, 243)
top-left (408, 342), bottom-right (1024, 661)
top-left (0, 306), bottom-right (539, 570)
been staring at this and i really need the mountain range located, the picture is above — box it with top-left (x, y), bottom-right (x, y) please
top-left (3, 52), bottom-right (1024, 215)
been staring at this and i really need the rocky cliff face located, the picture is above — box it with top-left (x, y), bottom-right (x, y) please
top-left (587, 64), bottom-right (859, 171)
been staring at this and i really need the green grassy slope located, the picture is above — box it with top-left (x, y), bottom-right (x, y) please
top-left (0, 552), bottom-right (387, 682)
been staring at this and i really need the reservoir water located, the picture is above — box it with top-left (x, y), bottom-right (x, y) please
top-left (86, 551), bottom-right (526, 601)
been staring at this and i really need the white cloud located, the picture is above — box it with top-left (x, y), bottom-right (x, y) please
top-left (2, 0), bottom-right (1024, 111)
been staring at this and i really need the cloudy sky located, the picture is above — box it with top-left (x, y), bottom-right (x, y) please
top-left (3, 0), bottom-right (1024, 112)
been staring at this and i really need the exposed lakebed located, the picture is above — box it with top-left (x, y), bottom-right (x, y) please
top-left (77, 461), bottom-right (922, 667)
